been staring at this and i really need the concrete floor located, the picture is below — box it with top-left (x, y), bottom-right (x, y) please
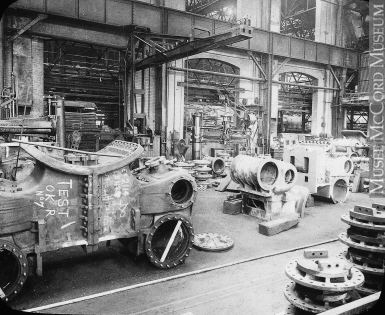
top-left (6, 189), bottom-right (382, 314)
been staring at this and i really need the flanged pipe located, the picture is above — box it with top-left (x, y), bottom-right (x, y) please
top-left (230, 155), bottom-right (280, 192)
top-left (0, 240), bottom-right (29, 301)
top-left (145, 214), bottom-right (194, 269)
top-left (204, 156), bottom-right (226, 176)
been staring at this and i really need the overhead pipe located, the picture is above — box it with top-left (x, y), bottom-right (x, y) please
top-left (168, 66), bottom-right (339, 91)
top-left (168, 66), bottom-right (265, 82)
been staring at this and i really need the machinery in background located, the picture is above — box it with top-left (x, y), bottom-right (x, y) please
top-left (283, 249), bottom-right (364, 314)
top-left (339, 203), bottom-right (385, 296)
top-left (229, 155), bottom-right (308, 222)
top-left (0, 140), bottom-right (197, 302)
top-left (283, 140), bottom-right (355, 203)
top-left (190, 105), bottom-right (263, 161)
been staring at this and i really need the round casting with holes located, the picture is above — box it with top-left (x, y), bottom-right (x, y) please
top-left (193, 233), bottom-right (234, 252)
top-left (285, 257), bottom-right (364, 292)
top-left (145, 214), bottom-right (194, 269)
top-left (0, 240), bottom-right (29, 301)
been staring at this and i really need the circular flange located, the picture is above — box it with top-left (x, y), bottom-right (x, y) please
top-left (193, 233), bottom-right (234, 252)
top-left (194, 166), bottom-right (211, 172)
top-left (0, 240), bottom-right (29, 301)
top-left (195, 173), bottom-right (212, 181)
top-left (338, 251), bottom-right (385, 275)
top-left (193, 160), bottom-right (211, 166)
top-left (341, 214), bottom-right (385, 231)
top-left (349, 209), bottom-right (385, 224)
top-left (339, 232), bottom-right (385, 254)
top-left (284, 281), bottom-right (329, 313)
top-left (145, 214), bottom-right (194, 269)
top-left (144, 156), bottom-right (166, 168)
top-left (174, 162), bottom-right (195, 169)
top-left (285, 259), bottom-right (364, 292)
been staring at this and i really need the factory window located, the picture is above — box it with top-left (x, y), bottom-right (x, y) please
top-left (280, 0), bottom-right (316, 40)
top-left (185, 0), bottom-right (238, 22)
top-left (43, 40), bottom-right (123, 130)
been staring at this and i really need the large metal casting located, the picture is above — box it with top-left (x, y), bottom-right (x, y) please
top-left (283, 250), bottom-right (364, 314)
top-left (339, 203), bottom-right (385, 295)
top-left (283, 141), bottom-right (354, 203)
top-left (229, 155), bottom-right (307, 221)
top-left (0, 140), bottom-right (197, 301)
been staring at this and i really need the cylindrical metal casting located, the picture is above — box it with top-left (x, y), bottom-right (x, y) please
top-left (192, 113), bottom-right (202, 160)
top-left (230, 155), bottom-right (280, 192)
top-left (55, 97), bottom-right (66, 147)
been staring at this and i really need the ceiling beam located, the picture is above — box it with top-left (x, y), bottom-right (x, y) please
top-left (168, 66), bottom-right (265, 82)
top-left (135, 24), bottom-right (253, 71)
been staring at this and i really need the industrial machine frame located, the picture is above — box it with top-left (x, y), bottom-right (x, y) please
top-left (0, 140), bottom-right (197, 301)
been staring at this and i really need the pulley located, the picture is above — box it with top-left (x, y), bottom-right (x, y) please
top-left (145, 214), bottom-right (194, 269)
top-left (0, 240), bottom-right (29, 301)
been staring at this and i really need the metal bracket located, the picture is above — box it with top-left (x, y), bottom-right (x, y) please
top-left (327, 65), bottom-right (342, 89)
top-left (272, 57), bottom-right (291, 77)
top-left (247, 51), bottom-right (267, 81)
top-left (8, 14), bottom-right (48, 42)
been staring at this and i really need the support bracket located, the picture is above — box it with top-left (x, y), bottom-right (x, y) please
top-left (272, 57), bottom-right (291, 77)
top-left (8, 14), bottom-right (47, 42)
top-left (327, 65), bottom-right (341, 89)
top-left (247, 51), bottom-right (267, 81)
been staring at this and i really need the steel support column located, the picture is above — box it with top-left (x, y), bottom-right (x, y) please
top-left (0, 16), bottom-right (4, 92)
top-left (336, 68), bottom-right (347, 137)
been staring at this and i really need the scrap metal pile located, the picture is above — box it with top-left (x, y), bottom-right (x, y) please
top-left (339, 203), bottom-right (385, 295)
top-left (0, 140), bottom-right (197, 301)
top-left (283, 250), bottom-right (364, 314)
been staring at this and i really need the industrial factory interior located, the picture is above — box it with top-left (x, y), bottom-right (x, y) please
top-left (0, 0), bottom-right (384, 314)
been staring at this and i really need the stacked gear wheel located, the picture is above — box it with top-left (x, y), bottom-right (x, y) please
top-left (338, 203), bottom-right (385, 295)
top-left (283, 249), bottom-right (364, 314)
top-left (192, 160), bottom-right (212, 190)
top-left (145, 214), bottom-right (194, 269)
